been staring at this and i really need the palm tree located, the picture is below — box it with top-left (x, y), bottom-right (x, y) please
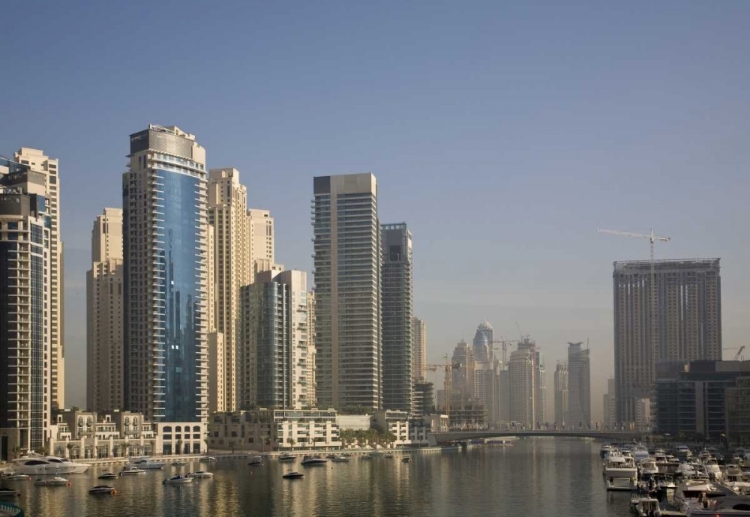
top-left (66, 442), bottom-right (75, 459)
top-left (176, 440), bottom-right (183, 456)
top-left (204, 438), bottom-right (209, 454)
top-left (11, 445), bottom-right (22, 460)
top-left (265, 436), bottom-right (272, 452)
top-left (288, 438), bottom-right (296, 451)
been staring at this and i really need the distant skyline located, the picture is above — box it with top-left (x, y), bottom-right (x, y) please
top-left (3, 1), bottom-right (750, 419)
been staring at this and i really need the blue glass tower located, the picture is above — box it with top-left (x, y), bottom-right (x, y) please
top-left (123, 125), bottom-right (208, 423)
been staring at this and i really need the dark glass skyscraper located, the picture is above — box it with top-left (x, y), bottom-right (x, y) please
top-left (123, 125), bottom-right (208, 423)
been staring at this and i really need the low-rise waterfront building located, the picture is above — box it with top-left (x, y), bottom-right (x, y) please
top-left (372, 410), bottom-right (410, 445)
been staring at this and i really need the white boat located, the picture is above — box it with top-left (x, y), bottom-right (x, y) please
top-left (278, 454), bottom-right (296, 462)
top-left (163, 475), bottom-right (193, 485)
top-left (247, 456), bottom-right (263, 466)
top-left (704, 459), bottom-right (723, 481)
top-left (282, 471), bottom-right (304, 479)
top-left (640, 459), bottom-right (659, 478)
top-left (301, 455), bottom-right (328, 466)
top-left (34, 476), bottom-right (69, 487)
top-left (600, 444), bottom-right (613, 458)
top-left (88, 485), bottom-right (117, 495)
top-left (724, 481), bottom-right (750, 496)
top-left (605, 457), bottom-right (637, 479)
top-left (630, 496), bottom-right (662, 516)
top-left (677, 463), bottom-right (697, 478)
top-left (188, 471), bottom-right (214, 479)
top-left (331, 455), bottom-right (351, 463)
top-left (128, 458), bottom-right (164, 470)
top-left (685, 497), bottom-right (750, 516)
top-left (633, 446), bottom-right (650, 463)
top-left (200, 456), bottom-right (217, 462)
top-left (2, 474), bottom-right (30, 482)
top-left (120, 466), bottom-right (147, 476)
top-left (13, 454), bottom-right (89, 475)
top-left (606, 477), bottom-right (636, 491)
top-left (674, 480), bottom-right (726, 513)
top-left (171, 461), bottom-right (188, 467)
top-left (97, 472), bottom-right (117, 480)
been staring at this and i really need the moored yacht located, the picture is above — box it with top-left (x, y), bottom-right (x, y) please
top-left (674, 479), bottom-right (729, 513)
top-left (640, 459), bottom-right (659, 478)
top-left (604, 456), bottom-right (637, 480)
top-left (128, 458), bottom-right (164, 470)
top-left (13, 454), bottom-right (89, 475)
top-left (685, 497), bottom-right (750, 516)
top-left (600, 444), bottom-right (613, 459)
top-left (278, 453), bottom-right (296, 462)
top-left (301, 455), bottom-right (328, 466)
top-left (34, 476), bottom-right (70, 487)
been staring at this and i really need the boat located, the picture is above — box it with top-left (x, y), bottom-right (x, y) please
top-left (384, 453), bottom-right (394, 459)
top-left (639, 458), bottom-right (659, 478)
top-left (677, 462), bottom-right (698, 478)
top-left (1, 474), bottom-right (29, 482)
top-left (301, 455), bottom-right (328, 466)
top-left (128, 458), bottom-right (164, 470)
top-left (0, 488), bottom-right (19, 498)
top-left (34, 476), bottom-right (70, 487)
top-left (704, 459), bottom-right (723, 481)
top-left (724, 481), bottom-right (750, 496)
top-left (605, 456), bottom-right (638, 480)
top-left (685, 497), bottom-right (750, 516)
top-left (163, 475), bottom-right (193, 485)
top-left (247, 456), bottom-right (263, 466)
top-left (171, 461), bottom-right (188, 467)
top-left (674, 480), bottom-right (730, 513)
top-left (331, 455), bottom-right (351, 463)
top-left (607, 477), bottom-right (637, 491)
top-left (630, 496), bottom-right (662, 516)
top-left (187, 471), bottom-right (214, 479)
top-left (402, 457), bottom-right (411, 463)
top-left (88, 485), bottom-right (117, 495)
top-left (12, 453), bottom-right (89, 475)
top-left (600, 444), bottom-right (613, 458)
top-left (200, 456), bottom-right (217, 462)
top-left (97, 472), bottom-right (117, 480)
top-left (633, 445), bottom-right (650, 463)
top-left (283, 471), bottom-right (304, 479)
top-left (119, 466), bottom-right (147, 476)
top-left (278, 453), bottom-right (296, 462)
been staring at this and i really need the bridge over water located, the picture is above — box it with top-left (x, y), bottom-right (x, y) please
top-left (427, 429), bottom-right (647, 446)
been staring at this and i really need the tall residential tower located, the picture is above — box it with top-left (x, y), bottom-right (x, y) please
top-left (567, 342), bottom-right (590, 426)
top-left (553, 361), bottom-right (568, 426)
top-left (412, 317), bottom-right (427, 382)
top-left (312, 173), bottom-right (381, 412)
top-left (123, 125), bottom-right (209, 423)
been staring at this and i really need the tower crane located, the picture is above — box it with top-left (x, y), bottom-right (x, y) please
top-left (423, 355), bottom-right (462, 416)
top-left (490, 339), bottom-right (522, 365)
top-left (723, 346), bottom-right (746, 361)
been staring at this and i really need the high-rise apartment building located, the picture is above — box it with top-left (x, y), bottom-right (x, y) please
top-left (452, 340), bottom-right (475, 409)
top-left (240, 270), bottom-right (310, 409)
top-left (247, 208), bottom-right (274, 273)
top-left (312, 173), bottom-right (381, 411)
top-left (208, 168), bottom-right (249, 411)
top-left (473, 321), bottom-right (494, 363)
top-left (603, 378), bottom-right (616, 427)
top-left (0, 157), bottom-right (52, 453)
top-left (567, 342), bottom-right (590, 426)
top-left (306, 291), bottom-right (317, 408)
top-left (14, 148), bottom-right (64, 410)
top-left (509, 349), bottom-right (533, 427)
top-left (517, 337), bottom-right (545, 425)
top-left (86, 208), bottom-right (124, 412)
top-left (123, 125), bottom-right (208, 423)
top-left (412, 317), bottom-right (427, 382)
top-left (381, 223), bottom-right (413, 412)
top-left (613, 259), bottom-right (722, 423)
top-left (554, 361), bottom-right (568, 426)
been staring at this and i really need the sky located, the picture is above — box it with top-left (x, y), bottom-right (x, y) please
top-left (2, 1), bottom-right (750, 419)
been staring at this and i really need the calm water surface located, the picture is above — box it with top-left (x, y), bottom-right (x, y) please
top-left (11, 439), bottom-right (634, 516)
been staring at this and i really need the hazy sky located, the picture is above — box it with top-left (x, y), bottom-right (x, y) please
top-left (3, 1), bottom-right (750, 419)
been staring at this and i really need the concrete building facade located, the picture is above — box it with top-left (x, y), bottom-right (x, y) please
top-left (412, 317), bottom-right (427, 382)
top-left (86, 208), bottom-right (124, 412)
top-left (554, 361), bottom-right (569, 426)
top-left (517, 337), bottom-right (545, 425)
top-left (509, 349), bottom-right (533, 427)
top-left (567, 342), bottom-right (590, 426)
top-left (381, 223), bottom-right (413, 412)
top-left (123, 125), bottom-right (209, 423)
top-left (614, 259), bottom-right (722, 423)
top-left (312, 173), bottom-right (382, 412)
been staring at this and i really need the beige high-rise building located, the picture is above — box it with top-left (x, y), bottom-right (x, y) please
top-left (208, 168), bottom-right (250, 411)
top-left (412, 317), bottom-right (427, 382)
top-left (205, 222), bottom-right (226, 413)
top-left (14, 148), bottom-right (64, 410)
top-left (307, 291), bottom-right (317, 408)
top-left (554, 361), bottom-right (568, 426)
top-left (247, 208), bottom-right (274, 270)
top-left (86, 208), bottom-right (124, 412)
top-left (509, 349), bottom-right (533, 427)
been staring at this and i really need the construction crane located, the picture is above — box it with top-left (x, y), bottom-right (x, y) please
top-left (490, 338), bottom-right (522, 365)
top-left (423, 355), bottom-right (462, 416)
top-left (724, 346), bottom-right (746, 361)
top-left (599, 228), bottom-right (671, 376)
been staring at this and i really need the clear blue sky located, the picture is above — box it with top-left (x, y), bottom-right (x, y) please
top-left (3, 1), bottom-right (750, 418)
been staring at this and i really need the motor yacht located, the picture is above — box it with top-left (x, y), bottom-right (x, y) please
top-left (163, 475), bottom-right (193, 485)
top-left (13, 454), bottom-right (89, 475)
top-left (640, 458), bottom-right (659, 478)
top-left (282, 471), bottom-right (304, 479)
top-left (600, 444), bottom-right (613, 459)
top-left (301, 455), bottom-right (328, 466)
top-left (187, 471), bottom-right (214, 479)
top-left (331, 455), bottom-right (351, 463)
top-left (677, 463), bottom-right (698, 478)
top-left (685, 497), bottom-right (750, 516)
top-left (128, 458), bottom-right (164, 470)
top-left (704, 459), bottom-right (723, 481)
top-left (725, 465), bottom-right (744, 483)
top-left (724, 481), bottom-right (750, 496)
top-left (604, 456), bottom-right (637, 480)
top-left (97, 472), bottom-right (117, 480)
top-left (674, 480), bottom-right (730, 513)
top-left (200, 456), bottom-right (217, 462)
top-left (34, 476), bottom-right (70, 487)
top-left (247, 456), bottom-right (263, 466)
top-left (384, 453), bottom-right (394, 459)
top-left (633, 445), bottom-right (650, 463)
top-left (1, 474), bottom-right (29, 482)
top-left (402, 457), bottom-right (411, 463)
top-left (0, 487), bottom-right (19, 498)
top-left (171, 461), bottom-right (188, 467)
top-left (278, 453), bottom-right (296, 462)
top-left (119, 466), bottom-right (147, 476)
top-left (88, 485), bottom-right (116, 495)
top-left (630, 496), bottom-right (662, 516)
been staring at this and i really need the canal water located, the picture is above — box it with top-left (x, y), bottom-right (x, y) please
top-left (8, 438), bottom-right (634, 516)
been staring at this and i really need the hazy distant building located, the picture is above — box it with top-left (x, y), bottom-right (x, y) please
top-left (312, 173), bottom-right (381, 411)
top-left (123, 125), bottom-right (208, 423)
top-left (603, 378), bottom-right (616, 428)
top-left (517, 337), bottom-right (545, 425)
top-left (567, 342), bottom-right (590, 426)
top-left (497, 368), bottom-right (510, 423)
top-left (412, 382), bottom-right (435, 418)
top-left (0, 157), bottom-right (52, 453)
top-left (614, 259), bottom-right (722, 423)
top-left (306, 291), bottom-right (317, 408)
top-left (554, 362), bottom-right (569, 426)
top-left (473, 321), bottom-right (494, 363)
top-left (381, 223), bottom-right (413, 412)
top-left (87, 208), bottom-right (124, 412)
top-left (14, 148), bottom-right (64, 410)
top-left (412, 317), bottom-right (427, 382)
top-left (452, 340), bottom-right (475, 409)
top-left (509, 349), bottom-right (533, 427)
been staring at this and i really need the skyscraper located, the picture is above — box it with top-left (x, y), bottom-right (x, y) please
top-left (451, 340), bottom-right (475, 409)
top-left (613, 259), bottom-right (722, 423)
top-left (241, 270), bottom-right (310, 409)
top-left (554, 361), bottom-right (568, 426)
top-left (14, 148), bottom-right (64, 410)
top-left (509, 349), bottom-right (533, 427)
top-left (412, 317), bottom-right (427, 382)
top-left (517, 337), bottom-right (545, 425)
top-left (0, 157), bottom-right (52, 452)
top-left (306, 291), bottom-right (317, 408)
top-left (123, 125), bottom-right (208, 423)
top-left (208, 168), bottom-right (249, 411)
top-left (473, 322), bottom-right (494, 363)
top-left (247, 208), bottom-right (274, 274)
top-left (312, 173), bottom-right (381, 411)
top-left (381, 223), bottom-right (413, 412)
top-left (86, 208), bottom-right (124, 412)
top-left (567, 342), bottom-right (590, 426)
